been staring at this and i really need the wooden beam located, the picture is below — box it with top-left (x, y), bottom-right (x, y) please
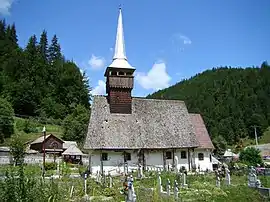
top-left (172, 149), bottom-right (175, 170)
top-left (88, 152), bottom-right (92, 173)
top-left (100, 150), bottom-right (104, 176)
top-left (188, 148), bottom-right (191, 171)
top-left (163, 149), bottom-right (166, 170)
top-left (142, 149), bottom-right (146, 170)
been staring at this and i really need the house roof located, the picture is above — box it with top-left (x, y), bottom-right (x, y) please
top-left (30, 134), bottom-right (64, 145)
top-left (84, 96), bottom-right (200, 150)
top-left (63, 141), bottom-right (77, 149)
top-left (247, 143), bottom-right (270, 151)
top-left (62, 145), bottom-right (84, 156)
top-left (223, 149), bottom-right (236, 157)
top-left (189, 114), bottom-right (214, 149)
top-left (0, 146), bottom-right (10, 152)
top-left (212, 156), bottom-right (221, 164)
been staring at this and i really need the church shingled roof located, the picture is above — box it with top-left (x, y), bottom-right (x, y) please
top-left (189, 113), bottom-right (215, 149)
top-left (84, 96), bottom-right (200, 150)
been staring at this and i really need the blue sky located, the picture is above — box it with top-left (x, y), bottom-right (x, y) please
top-left (1, 0), bottom-right (270, 97)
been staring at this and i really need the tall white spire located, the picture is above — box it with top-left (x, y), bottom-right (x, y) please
top-left (113, 7), bottom-right (126, 60)
top-left (108, 7), bottom-right (134, 69)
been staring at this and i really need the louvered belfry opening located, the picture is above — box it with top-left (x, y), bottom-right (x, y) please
top-left (106, 68), bottom-right (134, 114)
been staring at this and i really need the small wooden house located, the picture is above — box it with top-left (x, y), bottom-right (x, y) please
top-left (62, 144), bottom-right (85, 164)
top-left (30, 134), bottom-right (64, 155)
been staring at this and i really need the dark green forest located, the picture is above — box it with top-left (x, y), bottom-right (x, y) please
top-left (1, 20), bottom-right (270, 151)
top-left (0, 20), bottom-right (90, 143)
top-left (148, 63), bottom-right (270, 152)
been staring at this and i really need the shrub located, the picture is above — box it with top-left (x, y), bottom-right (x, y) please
top-left (102, 187), bottom-right (117, 197)
top-left (239, 147), bottom-right (263, 166)
top-left (22, 118), bottom-right (38, 133)
top-left (44, 162), bottom-right (56, 171)
top-left (10, 134), bottom-right (26, 166)
top-left (0, 97), bottom-right (14, 142)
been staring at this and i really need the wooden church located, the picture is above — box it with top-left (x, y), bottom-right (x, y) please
top-left (84, 8), bottom-right (214, 174)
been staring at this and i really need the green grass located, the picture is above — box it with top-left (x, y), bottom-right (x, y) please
top-left (260, 127), bottom-right (270, 144)
top-left (0, 165), bottom-right (269, 202)
top-left (0, 117), bottom-right (63, 146)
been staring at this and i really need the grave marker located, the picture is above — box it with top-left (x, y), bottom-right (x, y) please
top-left (264, 168), bottom-right (270, 176)
top-left (166, 179), bottom-right (171, 196)
top-left (137, 164), bottom-right (143, 179)
top-left (215, 170), bottom-right (221, 188)
top-left (174, 156), bottom-right (179, 172)
top-left (174, 180), bottom-right (179, 200)
top-left (225, 167), bottom-right (231, 186)
top-left (126, 175), bottom-right (136, 202)
top-left (83, 173), bottom-right (89, 201)
top-left (248, 166), bottom-right (259, 188)
top-left (182, 172), bottom-right (188, 187)
top-left (157, 172), bottom-right (163, 193)
top-left (109, 174), bottom-right (113, 188)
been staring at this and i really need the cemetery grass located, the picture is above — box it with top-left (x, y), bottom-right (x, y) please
top-left (1, 165), bottom-right (270, 202)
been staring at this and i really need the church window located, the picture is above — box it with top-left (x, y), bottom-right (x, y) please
top-left (101, 153), bottom-right (108, 161)
top-left (119, 71), bottom-right (125, 76)
top-left (210, 154), bottom-right (212, 162)
top-left (198, 153), bottom-right (204, 161)
top-left (50, 142), bottom-right (58, 149)
top-left (126, 72), bottom-right (132, 76)
top-left (124, 152), bottom-right (131, 161)
top-left (165, 151), bottom-right (172, 159)
top-left (111, 71), bottom-right (117, 76)
top-left (181, 151), bottom-right (187, 159)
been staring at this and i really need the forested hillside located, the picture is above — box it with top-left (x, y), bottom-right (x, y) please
top-left (148, 63), bottom-right (270, 152)
top-left (0, 20), bottom-right (90, 143)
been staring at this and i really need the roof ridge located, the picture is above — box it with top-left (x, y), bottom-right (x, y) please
top-left (133, 97), bottom-right (185, 103)
top-left (189, 113), bottom-right (201, 116)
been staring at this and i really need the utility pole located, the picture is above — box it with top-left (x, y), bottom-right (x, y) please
top-left (252, 126), bottom-right (259, 146)
top-left (42, 126), bottom-right (46, 179)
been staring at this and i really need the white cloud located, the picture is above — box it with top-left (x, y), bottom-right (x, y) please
top-left (91, 80), bottom-right (106, 95)
top-left (172, 33), bottom-right (192, 45)
top-left (181, 36), bottom-right (192, 45)
top-left (88, 54), bottom-right (105, 70)
top-left (135, 61), bottom-right (171, 90)
top-left (0, 0), bottom-right (14, 15)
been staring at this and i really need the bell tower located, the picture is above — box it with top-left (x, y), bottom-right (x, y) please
top-left (105, 7), bottom-right (135, 114)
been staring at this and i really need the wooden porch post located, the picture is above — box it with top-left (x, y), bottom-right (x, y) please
top-left (88, 152), bottom-right (92, 173)
top-left (142, 149), bottom-right (146, 170)
top-left (100, 150), bottom-right (104, 176)
top-left (172, 148), bottom-right (175, 170)
top-left (163, 149), bottom-right (166, 170)
top-left (188, 148), bottom-right (191, 171)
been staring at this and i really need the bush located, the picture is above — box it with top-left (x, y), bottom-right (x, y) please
top-left (44, 162), bottom-right (56, 171)
top-left (22, 118), bottom-right (38, 133)
top-left (0, 97), bottom-right (14, 142)
top-left (239, 147), bottom-right (263, 166)
top-left (10, 134), bottom-right (26, 166)
top-left (102, 187), bottom-right (118, 197)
